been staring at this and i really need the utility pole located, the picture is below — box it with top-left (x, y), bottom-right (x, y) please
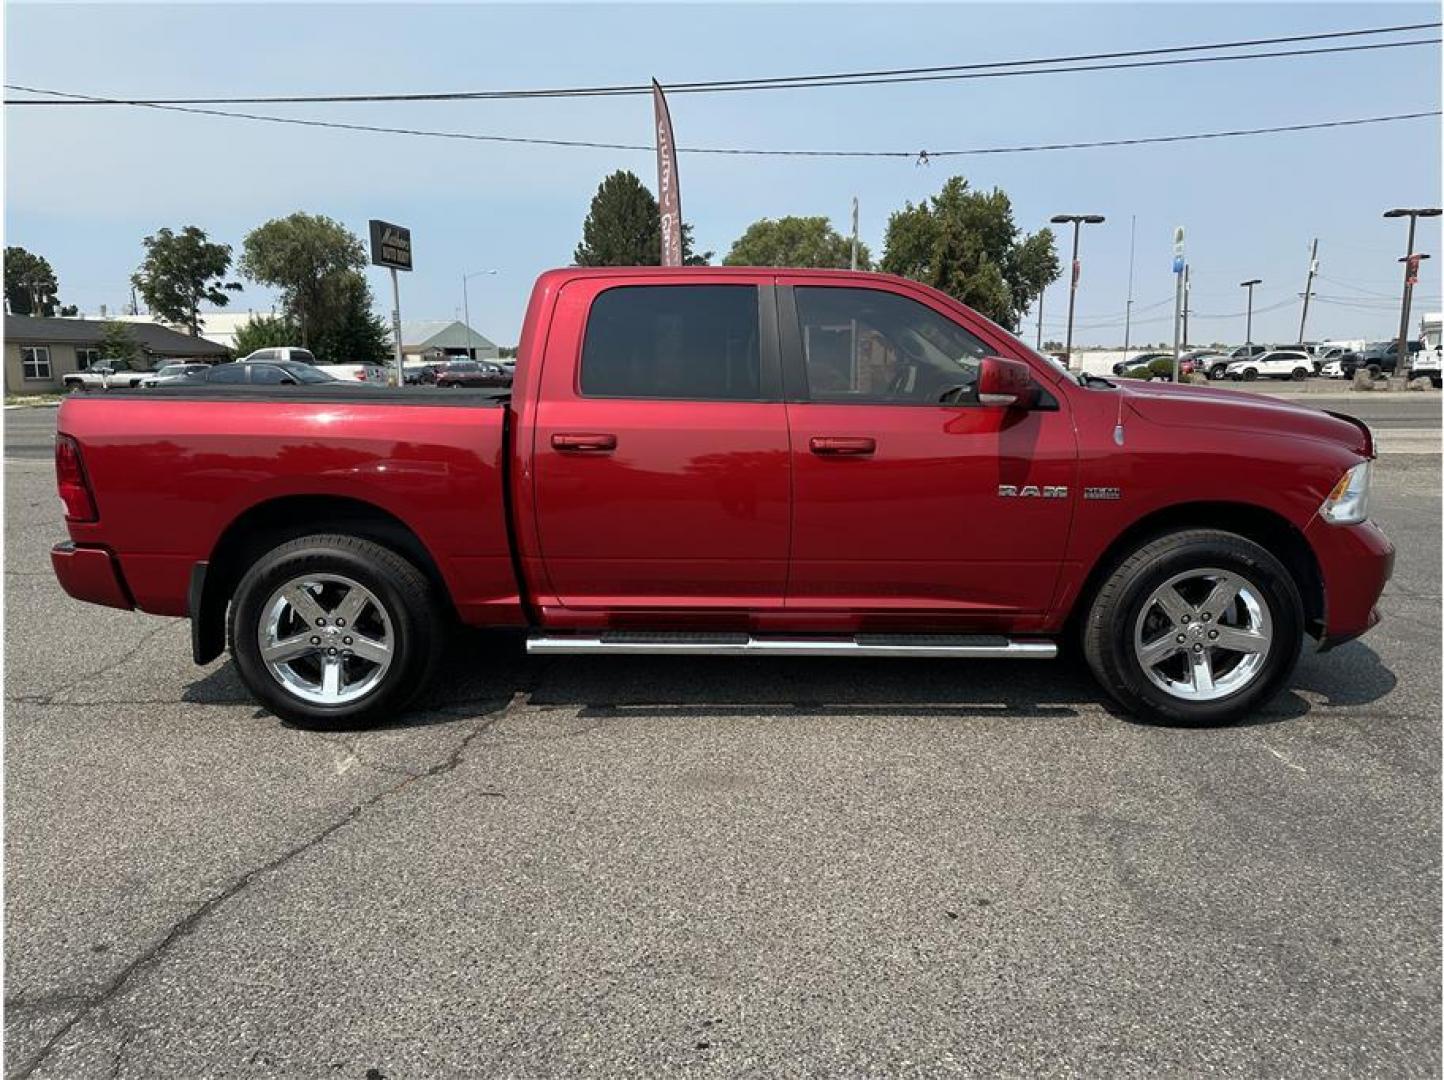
top-left (1122, 214), bottom-right (1136, 361)
top-left (1297, 238), bottom-right (1319, 344)
top-left (1384, 208), bottom-right (1442, 374)
top-left (850, 196), bottom-right (860, 272)
top-left (1240, 278), bottom-right (1262, 353)
top-left (1050, 213), bottom-right (1106, 369)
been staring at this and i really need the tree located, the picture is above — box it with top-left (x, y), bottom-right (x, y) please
top-left (573, 171), bottom-right (710, 266)
top-left (132, 226), bottom-right (242, 335)
top-left (879, 177), bottom-right (1060, 328)
top-left (98, 321), bottom-right (140, 364)
top-left (239, 213), bottom-right (367, 347)
top-left (232, 313), bottom-right (299, 357)
top-left (723, 216), bottom-right (869, 270)
top-left (307, 272), bottom-right (390, 366)
top-left (4, 247), bottom-right (62, 316)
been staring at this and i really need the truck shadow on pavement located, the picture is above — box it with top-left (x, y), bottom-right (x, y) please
top-left (182, 628), bottom-right (1398, 733)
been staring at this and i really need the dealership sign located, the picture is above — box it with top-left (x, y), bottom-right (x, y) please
top-left (369, 220), bottom-right (413, 271)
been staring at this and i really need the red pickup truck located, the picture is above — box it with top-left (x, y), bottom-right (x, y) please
top-left (51, 268), bottom-right (1393, 729)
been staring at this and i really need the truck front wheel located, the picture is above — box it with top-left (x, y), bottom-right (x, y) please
top-left (1082, 530), bottom-right (1303, 725)
top-left (228, 534), bottom-right (442, 729)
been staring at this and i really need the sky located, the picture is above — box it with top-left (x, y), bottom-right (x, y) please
top-left (4, 1), bottom-right (1441, 349)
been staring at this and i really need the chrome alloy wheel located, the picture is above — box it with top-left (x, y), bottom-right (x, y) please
top-left (258, 574), bottom-right (394, 706)
top-left (1132, 568), bottom-right (1273, 702)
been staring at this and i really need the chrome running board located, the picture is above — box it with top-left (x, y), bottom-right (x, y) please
top-left (526, 632), bottom-right (1056, 659)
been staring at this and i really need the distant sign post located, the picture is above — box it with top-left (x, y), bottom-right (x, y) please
top-left (369, 220), bottom-right (412, 386)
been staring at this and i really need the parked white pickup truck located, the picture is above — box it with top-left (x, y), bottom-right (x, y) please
top-left (62, 359), bottom-right (154, 392)
top-left (1411, 313), bottom-right (1441, 388)
top-left (239, 347), bottom-right (387, 385)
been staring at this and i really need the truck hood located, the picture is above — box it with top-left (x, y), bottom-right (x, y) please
top-left (1116, 379), bottom-right (1372, 457)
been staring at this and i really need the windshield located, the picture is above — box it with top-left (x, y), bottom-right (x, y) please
top-left (281, 362), bottom-right (335, 384)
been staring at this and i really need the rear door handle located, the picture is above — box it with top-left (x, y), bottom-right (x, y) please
top-left (809, 436), bottom-right (876, 456)
top-left (551, 433), bottom-right (618, 452)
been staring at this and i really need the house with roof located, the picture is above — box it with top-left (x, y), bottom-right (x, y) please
top-left (4, 315), bottom-right (229, 394)
top-left (397, 320), bottom-right (499, 362)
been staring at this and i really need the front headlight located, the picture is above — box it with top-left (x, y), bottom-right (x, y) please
top-left (1320, 461), bottom-right (1372, 524)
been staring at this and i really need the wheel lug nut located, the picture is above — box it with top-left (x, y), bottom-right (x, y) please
top-left (310, 636), bottom-right (321, 645)
top-left (315, 618), bottom-right (325, 627)
top-left (327, 647), bottom-right (337, 656)
top-left (1202, 612), bottom-right (1211, 622)
top-left (1208, 630), bottom-right (1219, 639)
top-left (336, 618), bottom-right (345, 627)
top-left (1180, 614), bottom-right (1190, 624)
top-left (343, 636), bottom-right (352, 645)
top-left (1193, 644), bottom-right (1203, 652)
top-left (1176, 634), bottom-right (1186, 643)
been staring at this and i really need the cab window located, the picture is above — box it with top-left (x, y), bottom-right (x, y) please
top-left (793, 286), bottom-right (991, 404)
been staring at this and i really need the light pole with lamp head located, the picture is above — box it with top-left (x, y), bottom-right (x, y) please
top-left (1384, 208), bottom-right (1441, 376)
top-left (1239, 278), bottom-right (1262, 355)
top-left (462, 269), bottom-right (499, 360)
top-left (1049, 213), bottom-right (1105, 369)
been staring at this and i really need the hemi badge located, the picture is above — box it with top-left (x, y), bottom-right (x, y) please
top-left (1084, 487), bottom-right (1122, 500)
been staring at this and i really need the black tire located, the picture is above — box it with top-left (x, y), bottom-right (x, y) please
top-left (1367, 364), bottom-right (1381, 379)
top-left (1432, 377), bottom-right (1441, 389)
top-left (228, 533), bottom-right (443, 729)
top-left (1081, 529), bottom-right (1303, 726)
top-left (1242, 368), bottom-right (1258, 381)
top-left (1209, 366), bottom-right (1227, 381)
top-left (1291, 368), bottom-right (1308, 381)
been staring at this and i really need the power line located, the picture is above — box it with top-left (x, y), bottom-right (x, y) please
top-left (4, 86), bottom-right (1437, 159)
top-left (3, 24), bottom-right (1438, 104)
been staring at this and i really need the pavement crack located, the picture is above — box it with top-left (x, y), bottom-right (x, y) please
top-left (5, 702), bottom-right (517, 1080)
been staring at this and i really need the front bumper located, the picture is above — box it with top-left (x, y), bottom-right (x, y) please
top-left (1304, 519), bottom-right (1395, 651)
top-left (51, 542), bottom-right (134, 610)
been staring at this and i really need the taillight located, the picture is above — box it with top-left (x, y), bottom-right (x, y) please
top-left (354, 371), bottom-right (367, 381)
top-left (55, 435), bottom-right (98, 522)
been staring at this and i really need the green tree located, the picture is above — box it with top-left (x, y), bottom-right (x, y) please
top-left (723, 216), bottom-right (869, 270)
top-left (132, 226), bottom-right (242, 335)
top-left (232, 313), bottom-right (299, 357)
top-left (239, 213), bottom-right (366, 347)
top-left (4, 247), bottom-right (62, 316)
top-left (98, 320), bottom-right (140, 364)
top-left (307, 272), bottom-right (390, 366)
top-left (573, 170), bottom-right (710, 266)
top-left (880, 177), bottom-right (1060, 328)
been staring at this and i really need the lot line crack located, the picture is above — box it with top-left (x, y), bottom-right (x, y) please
top-left (5, 702), bottom-right (516, 1080)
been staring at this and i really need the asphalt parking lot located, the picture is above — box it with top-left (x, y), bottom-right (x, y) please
top-left (4, 402), bottom-right (1440, 1077)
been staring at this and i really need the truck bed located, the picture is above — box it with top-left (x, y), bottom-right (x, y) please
top-left (57, 389), bottom-right (525, 627)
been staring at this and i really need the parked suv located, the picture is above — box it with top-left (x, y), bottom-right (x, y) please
top-left (1226, 349), bottom-right (1314, 381)
top-left (240, 347), bottom-right (387, 385)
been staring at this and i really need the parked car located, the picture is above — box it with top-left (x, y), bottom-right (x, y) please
top-left (62, 359), bottom-right (155, 392)
top-left (239, 347), bottom-right (388, 385)
top-left (1320, 356), bottom-right (1350, 380)
top-left (1411, 314), bottom-right (1441, 387)
top-left (50, 267), bottom-right (1392, 731)
top-left (1115, 355), bottom-right (1193, 381)
top-left (1226, 350), bottom-right (1314, 381)
top-left (1227, 344), bottom-right (1269, 361)
top-left (434, 359), bottom-right (510, 388)
top-left (203, 360), bottom-right (353, 387)
top-left (403, 363), bottom-right (439, 385)
top-left (1111, 352), bottom-right (1171, 376)
top-left (140, 362), bottom-right (211, 388)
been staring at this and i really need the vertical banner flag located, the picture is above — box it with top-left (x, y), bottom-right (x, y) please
top-left (652, 79), bottom-right (683, 267)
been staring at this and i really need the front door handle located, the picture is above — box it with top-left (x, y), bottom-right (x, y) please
top-left (552, 433), bottom-right (618, 453)
top-left (810, 436), bottom-right (876, 456)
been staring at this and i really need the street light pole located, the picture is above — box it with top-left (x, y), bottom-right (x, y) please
top-left (462, 269), bottom-right (499, 360)
top-left (1384, 208), bottom-right (1442, 375)
top-left (1050, 213), bottom-right (1106, 369)
top-left (1240, 278), bottom-right (1262, 354)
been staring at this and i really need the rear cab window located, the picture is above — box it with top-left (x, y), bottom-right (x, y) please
top-left (579, 285), bottom-right (762, 400)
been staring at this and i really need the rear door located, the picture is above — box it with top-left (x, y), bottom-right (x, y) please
top-left (531, 277), bottom-right (790, 616)
top-left (779, 279), bottom-right (1076, 623)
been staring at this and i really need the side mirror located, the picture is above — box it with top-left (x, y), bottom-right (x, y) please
top-left (977, 356), bottom-right (1039, 409)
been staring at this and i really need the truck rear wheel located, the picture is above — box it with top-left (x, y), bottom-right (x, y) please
top-left (228, 534), bottom-right (442, 729)
top-left (1081, 529), bottom-right (1303, 725)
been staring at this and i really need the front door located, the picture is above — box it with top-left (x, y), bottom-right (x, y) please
top-left (779, 280), bottom-right (1077, 625)
top-left (531, 278), bottom-right (790, 616)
